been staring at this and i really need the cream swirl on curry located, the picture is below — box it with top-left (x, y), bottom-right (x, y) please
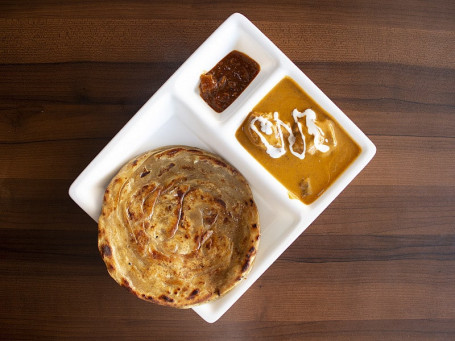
top-left (247, 108), bottom-right (336, 159)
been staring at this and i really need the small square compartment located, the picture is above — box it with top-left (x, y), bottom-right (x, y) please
top-left (173, 14), bottom-right (280, 124)
top-left (273, 67), bottom-right (377, 212)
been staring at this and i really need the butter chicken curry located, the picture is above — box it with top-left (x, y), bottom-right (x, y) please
top-left (236, 77), bottom-right (360, 204)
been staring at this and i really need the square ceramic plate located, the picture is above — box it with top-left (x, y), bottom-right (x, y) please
top-left (69, 13), bottom-right (376, 323)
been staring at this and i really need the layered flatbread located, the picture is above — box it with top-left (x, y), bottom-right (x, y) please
top-left (98, 146), bottom-right (260, 308)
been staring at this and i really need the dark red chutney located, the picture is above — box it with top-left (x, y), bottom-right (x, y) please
top-left (199, 50), bottom-right (260, 113)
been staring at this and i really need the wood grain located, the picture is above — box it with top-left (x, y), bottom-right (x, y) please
top-left (1, 1), bottom-right (454, 340)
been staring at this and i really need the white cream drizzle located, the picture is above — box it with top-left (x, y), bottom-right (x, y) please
top-left (249, 108), bottom-right (331, 159)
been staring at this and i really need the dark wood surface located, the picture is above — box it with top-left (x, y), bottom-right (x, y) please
top-left (1, 1), bottom-right (454, 340)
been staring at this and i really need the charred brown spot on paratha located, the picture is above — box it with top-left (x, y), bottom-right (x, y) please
top-left (151, 250), bottom-right (169, 262)
top-left (241, 260), bottom-right (250, 273)
top-left (140, 168), bottom-right (150, 178)
top-left (159, 295), bottom-right (174, 303)
top-left (100, 244), bottom-right (112, 257)
top-left (141, 294), bottom-right (158, 304)
top-left (158, 162), bottom-right (175, 177)
top-left (242, 246), bottom-right (256, 273)
top-left (186, 148), bottom-right (204, 154)
top-left (155, 147), bottom-right (185, 159)
top-left (187, 289), bottom-right (199, 300)
top-left (214, 198), bottom-right (226, 208)
top-left (121, 278), bottom-right (133, 293)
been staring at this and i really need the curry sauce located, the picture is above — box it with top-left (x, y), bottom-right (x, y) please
top-left (236, 77), bottom-right (360, 204)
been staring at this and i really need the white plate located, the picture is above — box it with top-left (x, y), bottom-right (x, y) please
top-left (69, 13), bottom-right (376, 323)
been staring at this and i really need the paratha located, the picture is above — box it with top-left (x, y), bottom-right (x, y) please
top-left (98, 146), bottom-right (260, 308)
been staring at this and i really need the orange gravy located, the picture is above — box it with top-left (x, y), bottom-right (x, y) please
top-left (236, 77), bottom-right (361, 204)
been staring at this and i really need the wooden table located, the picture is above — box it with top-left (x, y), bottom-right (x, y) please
top-left (1, 1), bottom-right (454, 339)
